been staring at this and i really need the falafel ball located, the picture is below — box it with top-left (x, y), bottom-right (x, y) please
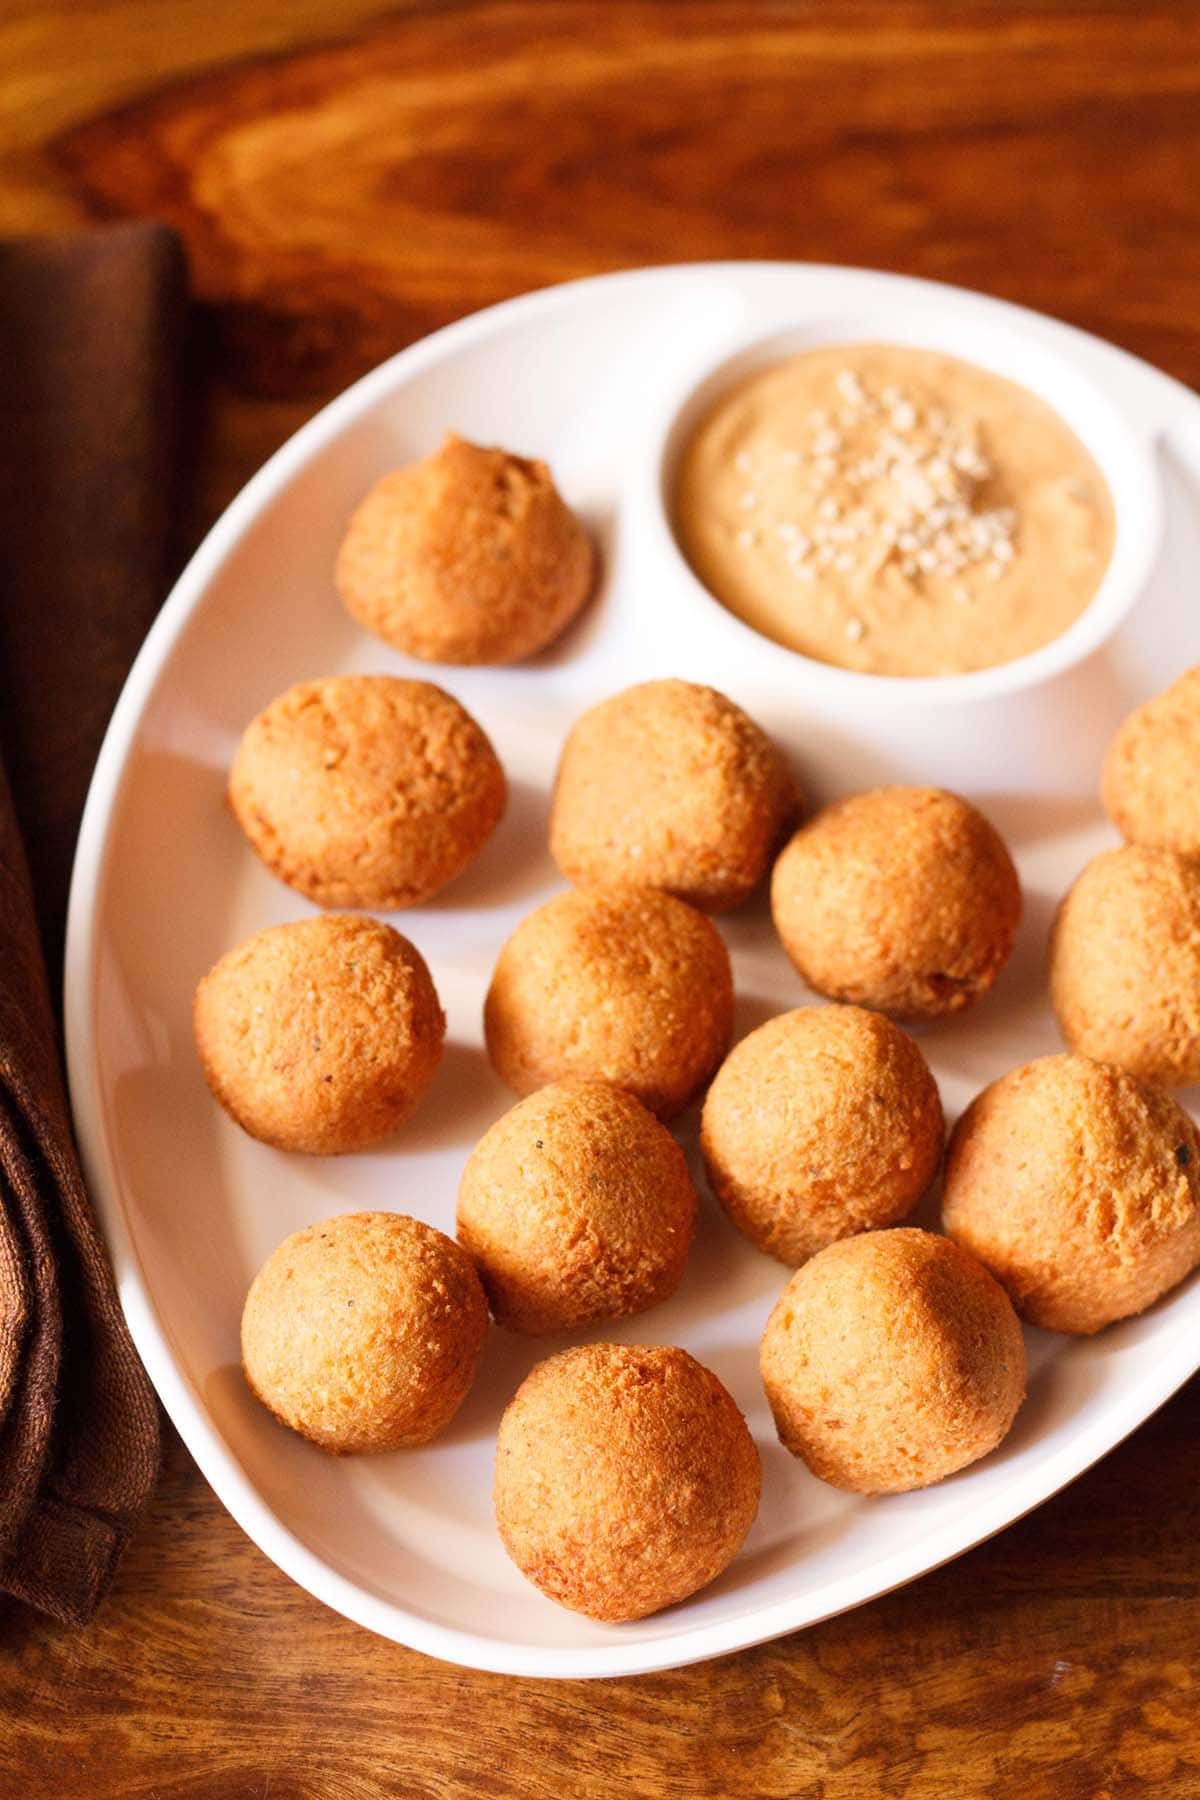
top-left (759, 1228), bottom-right (1025, 1494)
top-left (770, 786), bottom-right (1021, 1018)
top-left (701, 1006), bottom-right (943, 1265)
top-left (457, 1081), bottom-right (698, 1334)
top-left (335, 433), bottom-right (595, 665)
top-left (1049, 844), bottom-right (1200, 1086)
top-left (1102, 666), bottom-right (1200, 855)
top-left (194, 914), bottom-right (445, 1154)
top-left (943, 1054), bottom-right (1200, 1334)
top-left (549, 679), bottom-right (797, 911)
top-left (229, 675), bottom-right (506, 909)
top-left (483, 887), bottom-right (734, 1119)
top-left (494, 1343), bottom-right (761, 1620)
top-left (242, 1212), bottom-right (487, 1452)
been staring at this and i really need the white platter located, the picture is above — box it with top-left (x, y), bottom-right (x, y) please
top-left (66, 263), bottom-right (1200, 1679)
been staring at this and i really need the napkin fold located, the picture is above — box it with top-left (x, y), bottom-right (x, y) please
top-left (0, 222), bottom-right (188, 1623)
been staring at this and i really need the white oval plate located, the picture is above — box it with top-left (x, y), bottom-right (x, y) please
top-left (66, 264), bottom-right (1200, 1679)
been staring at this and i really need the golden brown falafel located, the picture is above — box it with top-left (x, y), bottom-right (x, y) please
top-left (494, 1343), bottom-right (761, 1619)
top-left (701, 1006), bottom-right (943, 1265)
top-left (483, 887), bottom-right (734, 1119)
top-left (194, 914), bottom-right (444, 1153)
top-left (760, 1228), bottom-right (1025, 1493)
top-left (229, 675), bottom-right (506, 909)
top-left (550, 679), bottom-right (796, 911)
top-left (943, 1053), bottom-right (1200, 1333)
top-left (242, 1212), bottom-right (487, 1452)
top-left (771, 786), bottom-right (1021, 1019)
top-left (457, 1081), bottom-right (697, 1333)
top-left (336, 433), bottom-right (594, 665)
top-left (1049, 844), bottom-right (1200, 1086)
top-left (1102, 666), bottom-right (1200, 855)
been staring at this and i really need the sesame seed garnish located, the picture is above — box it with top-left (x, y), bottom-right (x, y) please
top-left (844, 616), bottom-right (865, 641)
top-left (719, 362), bottom-right (1023, 617)
top-left (952, 444), bottom-right (989, 477)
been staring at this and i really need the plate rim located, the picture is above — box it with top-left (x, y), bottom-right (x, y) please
top-left (63, 258), bottom-right (1200, 1678)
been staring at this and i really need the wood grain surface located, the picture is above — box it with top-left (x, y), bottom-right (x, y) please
top-left (48, 1), bottom-right (1200, 400)
top-left (2, 3), bottom-right (1200, 1795)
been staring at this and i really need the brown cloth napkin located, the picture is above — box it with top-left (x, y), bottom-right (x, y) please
top-left (0, 222), bottom-right (189, 1623)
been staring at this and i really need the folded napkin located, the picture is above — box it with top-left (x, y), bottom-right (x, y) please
top-left (0, 223), bottom-right (188, 1623)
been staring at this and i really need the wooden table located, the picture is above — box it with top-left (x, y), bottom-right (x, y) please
top-left (2, 5), bottom-right (1199, 1794)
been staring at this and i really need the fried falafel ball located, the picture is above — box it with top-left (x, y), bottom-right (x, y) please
top-left (494, 1343), bottom-right (761, 1619)
top-left (760, 1229), bottom-right (1025, 1493)
top-left (771, 786), bottom-right (1020, 1019)
top-left (943, 1053), bottom-right (1200, 1334)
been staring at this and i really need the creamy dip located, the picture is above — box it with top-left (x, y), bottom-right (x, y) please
top-left (672, 344), bottom-right (1115, 676)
